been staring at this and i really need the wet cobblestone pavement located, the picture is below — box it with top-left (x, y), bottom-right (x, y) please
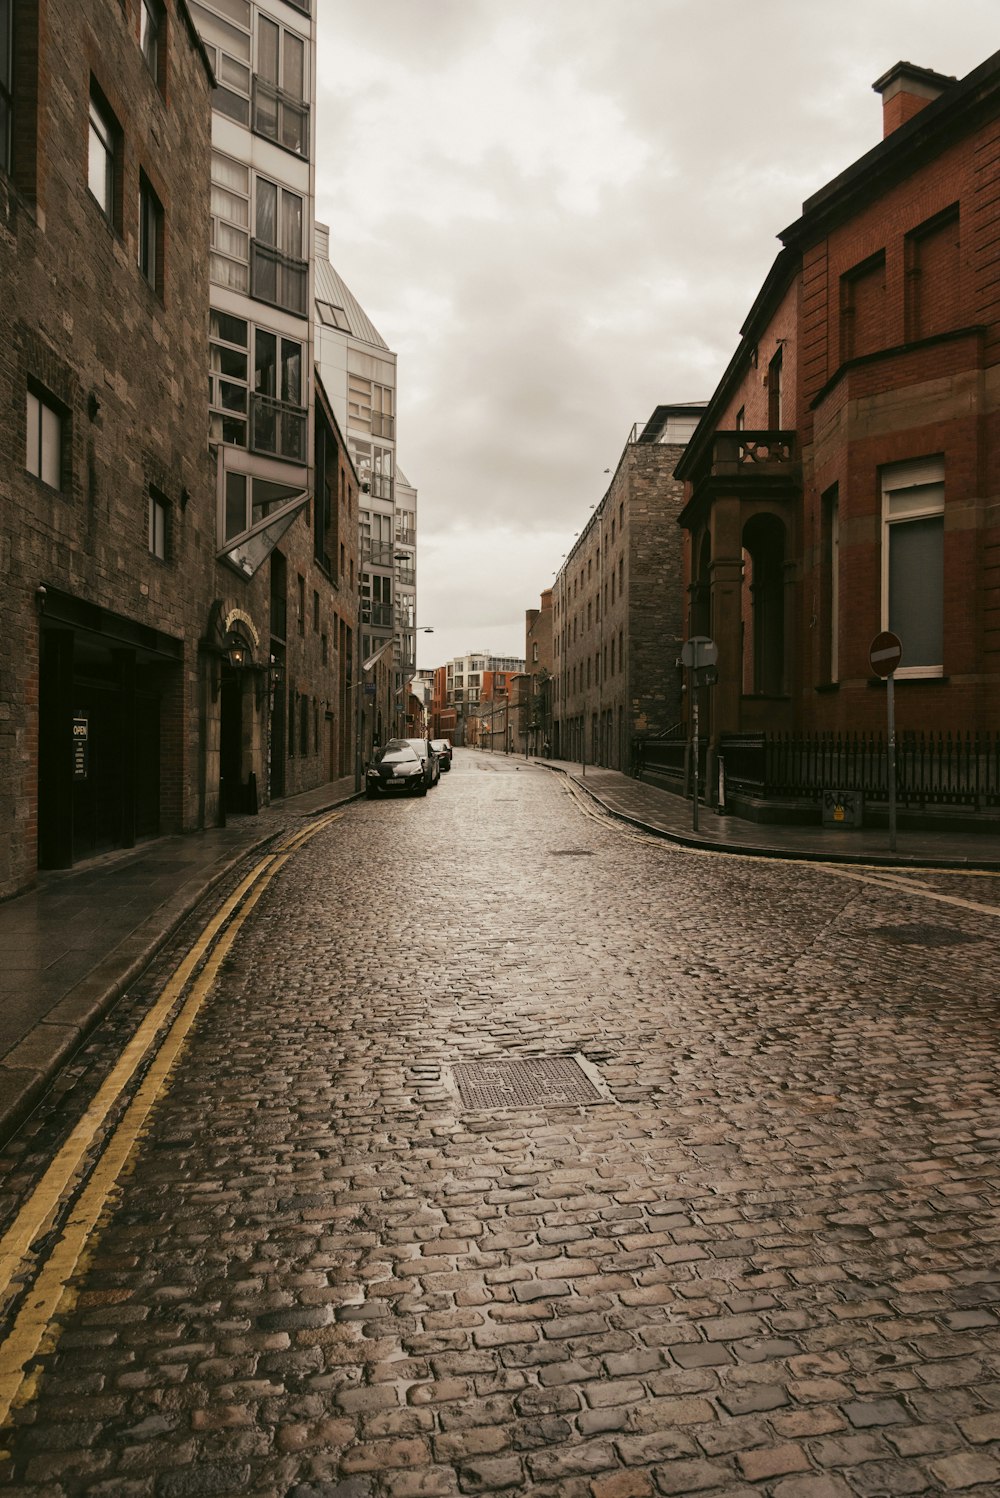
top-left (2, 751), bottom-right (1000, 1496)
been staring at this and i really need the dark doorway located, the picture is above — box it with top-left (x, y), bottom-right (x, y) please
top-left (220, 668), bottom-right (244, 812)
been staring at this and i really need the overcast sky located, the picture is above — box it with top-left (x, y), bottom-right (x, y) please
top-left (314, 3), bottom-right (998, 671)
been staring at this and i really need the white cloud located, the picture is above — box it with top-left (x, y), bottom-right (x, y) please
top-left (315, 0), bottom-right (1000, 663)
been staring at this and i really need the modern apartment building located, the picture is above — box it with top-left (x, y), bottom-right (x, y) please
top-left (438, 653), bottom-right (525, 746)
top-left (552, 406), bottom-right (705, 769)
top-left (314, 225), bottom-right (416, 757)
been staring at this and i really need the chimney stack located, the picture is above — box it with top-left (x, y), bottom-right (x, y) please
top-left (873, 61), bottom-right (955, 138)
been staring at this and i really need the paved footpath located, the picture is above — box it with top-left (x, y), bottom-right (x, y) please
top-left (2, 752), bottom-right (1000, 1496)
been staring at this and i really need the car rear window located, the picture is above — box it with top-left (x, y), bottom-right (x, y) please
top-left (380, 746), bottom-right (419, 763)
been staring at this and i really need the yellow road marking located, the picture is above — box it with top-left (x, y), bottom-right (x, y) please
top-left (0, 854), bottom-right (290, 1430)
top-left (0, 856), bottom-right (274, 1301)
top-left (0, 809), bottom-right (341, 1432)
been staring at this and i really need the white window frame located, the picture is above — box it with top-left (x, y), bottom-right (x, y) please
top-left (88, 89), bottom-right (115, 219)
top-left (881, 457), bottom-right (945, 679)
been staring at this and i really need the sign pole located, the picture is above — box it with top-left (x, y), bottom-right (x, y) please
top-left (887, 670), bottom-right (897, 854)
top-left (692, 684), bottom-right (699, 832)
top-left (868, 631), bottom-right (902, 856)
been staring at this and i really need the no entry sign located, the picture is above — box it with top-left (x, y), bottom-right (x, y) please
top-left (869, 631), bottom-right (902, 678)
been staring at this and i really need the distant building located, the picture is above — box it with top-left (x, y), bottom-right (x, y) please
top-left (523, 590), bottom-right (554, 755)
top-left (552, 407), bottom-right (705, 768)
top-left (437, 653), bottom-right (525, 746)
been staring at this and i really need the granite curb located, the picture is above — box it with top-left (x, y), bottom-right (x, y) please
top-left (534, 759), bottom-right (1000, 872)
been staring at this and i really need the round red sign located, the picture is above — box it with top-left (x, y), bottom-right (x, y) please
top-left (869, 630), bottom-right (902, 678)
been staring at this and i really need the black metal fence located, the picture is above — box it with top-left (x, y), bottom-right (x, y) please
top-left (721, 731), bottom-right (1000, 810)
top-left (634, 731), bottom-right (1000, 811)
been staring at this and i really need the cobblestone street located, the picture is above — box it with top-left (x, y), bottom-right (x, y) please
top-left (3, 752), bottom-right (1000, 1497)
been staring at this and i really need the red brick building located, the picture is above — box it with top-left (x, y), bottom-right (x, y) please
top-left (676, 54), bottom-right (1000, 802)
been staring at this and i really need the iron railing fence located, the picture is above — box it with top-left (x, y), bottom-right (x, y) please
top-left (634, 731), bottom-right (1000, 811)
top-left (722, 731), bottom-right (1000, 810)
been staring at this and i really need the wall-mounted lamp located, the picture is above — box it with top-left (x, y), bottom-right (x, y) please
top-left (226, 635), bottom-right (249, 669)
top-left (35, 584), bottom-right (47, 614)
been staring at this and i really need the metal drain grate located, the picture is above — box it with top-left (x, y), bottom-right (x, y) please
top-left (549, 849), bottom-right (594, 857)
top-left (873, 924), bottom-right (983, 947)
top-left (452, 1055), bottom-right (604, 1110)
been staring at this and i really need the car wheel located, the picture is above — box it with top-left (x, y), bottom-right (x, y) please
top-left (366, 787), bottom-right (377, 799)
top-left (418, 783), bottom-right (428, 797)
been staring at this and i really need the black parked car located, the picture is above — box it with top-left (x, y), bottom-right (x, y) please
top-left (366, 742), bottom-right (428, 798)
top-left (400, 737), bottom-right (441, 788)
top-left (430, 738), bottom-right (452, 770)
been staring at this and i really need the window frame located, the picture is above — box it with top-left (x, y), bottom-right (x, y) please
top-left (88, 84), bottom-right (119, 226)
top-left (138, 170), bottom-right (164, 296)
top-left (140, 0), bottom-right (165, 91)
top-left (148, 488), bottom-right (168, 560)
top-left (26, 383), bottom-right (64, 491)
top-left (881, 457), bottom-right (945, 679)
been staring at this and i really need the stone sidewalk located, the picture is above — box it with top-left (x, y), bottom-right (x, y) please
top-left (0, 776), bottom-right (360, 1147)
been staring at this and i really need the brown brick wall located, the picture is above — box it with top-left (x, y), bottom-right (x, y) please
top-left (0, 0), bottom-right (216, 895)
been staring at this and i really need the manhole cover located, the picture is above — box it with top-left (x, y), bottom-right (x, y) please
top-left (549, 849), bottom-right (594, 857)
top-left (452, 1055), bottom-right (604, 1109)
top-left (873, 924), bottom-right (982, 947)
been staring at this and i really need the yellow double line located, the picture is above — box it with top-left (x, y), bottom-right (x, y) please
top-left (0, 811), bottom-right (340, 1433)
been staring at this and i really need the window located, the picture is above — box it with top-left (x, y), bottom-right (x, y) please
top-left (370, 446), bottom-right (393, 501)
top-left (297, 574), bottom-right (305, 635)
top-left (882, 458), bottom-right (945, 676)
top-left (251, 176), bottom-right (306, 313)
top-left (317, 300), bottom-right (350, 330)
top-left (148, 489), bottom-right (168, 559)
top-left (26, 386), bottom-right (62, 489)
top-left (138, 172), bottom-right (163, 294)
top-left (253, 14), bottom-right (308, 157)
top-left (140, 0), bottom-right (164, 88)
top-left (372, 384), bottom-right (394, 439)
top-left (767, 347), bottom-right (784, 428)
top-left (840, 252), bottom-right (886, 362)
top-left (251, 330), bottom-right (305, 459)
top-left (224, 473), bottom-right (302, 541)
top-left (209, 309), bottom-right (250, 447)
top-left (821, 485), bottom-right (839, 683)
top-left (190, 0), bottom-right (252, 125)
top-left (905, 207), bottom-right (961, 342)
top-left (313, 589), bottom-right (319, 632)
top-left (210, 152), bottom-right (250, 291)
top-left (88, 85), bottom-right (118, 223)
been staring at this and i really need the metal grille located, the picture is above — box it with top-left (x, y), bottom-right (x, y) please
top-left (453, 1055), bottom-right (603, 1110)
top-left (548, 849), bottom-right (594, 857)
top-left (873, 924), bottom-right (983, 947)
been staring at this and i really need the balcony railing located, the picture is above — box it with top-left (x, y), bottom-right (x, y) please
top-left (251, 240), bottom-right (307, 316)
top-left (710, 430), bottom-right (797, 475)
top-left (361, 601), bottom-right (393, 630)
top-left (252, 77), bottom-right (309, 158)
top-left (250, 393), bottom-right (307, 462)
